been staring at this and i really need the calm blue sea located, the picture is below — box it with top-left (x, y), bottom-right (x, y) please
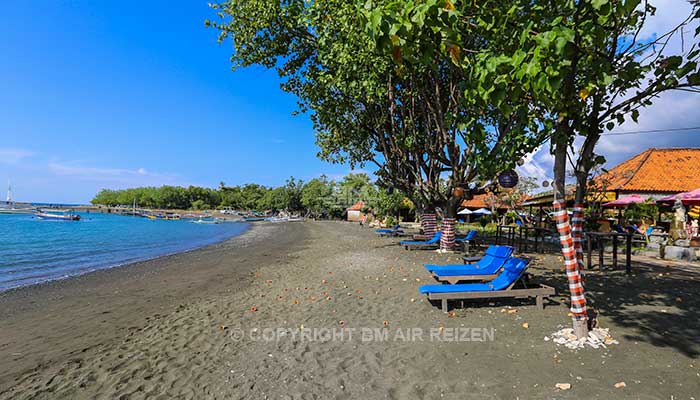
top-left (0, 213), bottom-right (249, 291)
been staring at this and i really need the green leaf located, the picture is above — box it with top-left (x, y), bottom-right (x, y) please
top-left (591, 0), bottom-right (608, 10)
top-left (631, 109), bottom-right (639, 123)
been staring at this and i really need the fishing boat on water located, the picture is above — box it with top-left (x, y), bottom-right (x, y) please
top-left (191, 216), bottom-right (223, 224)
top-left (35, 209), bottom-right (81, 221)
top-left (144, 212), bottom-right (181, 220)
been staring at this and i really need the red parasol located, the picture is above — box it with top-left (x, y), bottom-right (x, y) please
top-left (602, 194), bottom-right (649, 208)
top-left (658, 188), bottom-right (700, 206)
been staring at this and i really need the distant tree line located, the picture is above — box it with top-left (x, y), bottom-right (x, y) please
top-left (91, 173), bottom-right (414, 218)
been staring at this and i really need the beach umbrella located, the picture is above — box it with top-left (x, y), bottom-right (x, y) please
top-left (471, 208), bottom-right (493, 215)
top-left (658, 188), bottom-right (700, 206)
top-left (602, 194), bottom-right (648, 208)
top-left (457, 208), bottom-right (473, 215)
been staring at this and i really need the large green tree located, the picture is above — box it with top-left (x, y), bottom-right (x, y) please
top-left (208, 0), bottom-right (546, 249)
top-left (424, 0), bottom-right (699, 337)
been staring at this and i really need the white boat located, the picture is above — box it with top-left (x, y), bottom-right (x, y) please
top-left (0, 180), bottom-right (35, 214)
top-left (191, 217), bottom-right (223, 224)
top-left (35, 209), bottom-right (81, 221)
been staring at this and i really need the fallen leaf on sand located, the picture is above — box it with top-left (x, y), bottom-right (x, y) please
top-left (250, 306), bottom-right (257, 312)
top-left (614, 382), bottom-right (626, 389)
top-left (555, 383), bottom-right (571, 390)
top-left (522, 323), bottom-right (529, 329)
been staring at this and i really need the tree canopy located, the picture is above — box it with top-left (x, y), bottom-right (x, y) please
top-left (91, 173), bottom-right (409, 218)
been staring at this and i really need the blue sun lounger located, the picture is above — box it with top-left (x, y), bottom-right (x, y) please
top-left (400, 231), bottom-right (442, 250)
top-left (419, 257), bottom-right (555, 312)
top-left (425, 245), bottom-right (513, 273)
top-left (375, 224), bottom-right (403, 236)
top-left (425, 246), bottom-right (514, 284)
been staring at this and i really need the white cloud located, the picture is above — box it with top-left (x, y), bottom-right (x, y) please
top-left (0, 148), bottom-right (36, 164)
top-left (519, 3), bottom-right (700, 180)
top-left (637, 0), bottom-right (697, 44)
top-left (47, 161), bottom-right (178, 187)
top-left (517, 145), bottom-right (554, 182)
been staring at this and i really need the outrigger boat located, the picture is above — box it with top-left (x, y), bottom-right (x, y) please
top-left (191, 216), bottom-right (223, 224)
top-left (35, 209), bottom-right (81, 221)
top-left (145, 212), bottom-right (181, 220)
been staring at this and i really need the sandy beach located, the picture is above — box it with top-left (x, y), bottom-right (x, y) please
top-left (1, 221), bottom-right (699, 399)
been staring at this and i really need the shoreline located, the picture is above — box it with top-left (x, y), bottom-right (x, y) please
top-left (0, 220), bottom-right (252, 294)
top-left (0, 221), bottom-right (300, 394)
top-left (2, 221), bottom-right (699, 399)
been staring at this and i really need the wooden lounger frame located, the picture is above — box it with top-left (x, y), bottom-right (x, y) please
top-left (431, 271), bottom-right (499, 284)
top-left (426, 280), bottom-right (556, 313)
top-left (404, 243), bottom-right (439, 250)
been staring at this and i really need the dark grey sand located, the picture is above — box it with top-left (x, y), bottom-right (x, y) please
top-left (1, 221), bottom-right (699, 399)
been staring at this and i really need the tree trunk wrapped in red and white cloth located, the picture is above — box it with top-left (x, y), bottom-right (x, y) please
top-left (421, 213), bottom-right (437, 238)
top-left (553, 201), bottom-right (588, 336)
top-left (440, 217), bottom-right (456, 250)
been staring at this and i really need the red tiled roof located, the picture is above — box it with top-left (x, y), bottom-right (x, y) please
top-left (347, 200), bottom-right (365, 211)
top-left (460, 194), bottom-right (490, 209)
top-left (596, 148), bottom-right (700, 193)
top-left (460, 193), bottom-right (528, 209)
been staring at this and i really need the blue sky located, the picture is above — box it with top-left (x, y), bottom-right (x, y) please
top-left (0, 1), bottom-right (362, 203)
top-left (1, 1), bottom-right (698, 204)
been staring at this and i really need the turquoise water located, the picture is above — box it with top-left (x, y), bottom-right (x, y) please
top-left (0, 213), bottom-right (249, 291)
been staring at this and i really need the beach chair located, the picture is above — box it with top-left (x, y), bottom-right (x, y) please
top-left (461, 244), bottom-right (513, 265)
top-left (425, 246), bottom-right (514, 284)
top-left (419, 258), bottom-right (555, 312)
top-left (455, 230), bottom-right (478, 252)
top-left (400, 231), bottom-right (442, 250)
top-left (375, 224), bottom-right (403, 236)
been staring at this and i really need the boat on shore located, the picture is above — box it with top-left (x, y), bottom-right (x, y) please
top-left (35, 209), bottom-right (81, 221)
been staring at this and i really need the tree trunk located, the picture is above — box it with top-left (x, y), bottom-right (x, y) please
top-left (439, 196), bottom-right (460, 251)
top-left (421, 207), bottom-right (438, 238)
top-left (553, 134), bottom-right (589, 339)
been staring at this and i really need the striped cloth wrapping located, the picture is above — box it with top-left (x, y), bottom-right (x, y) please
top-left (422, 213), bottom-right (437, 237)
top-left (571, 203), bottom-right (586, 276)
top-left (440, 217), bottom-right (456, 250)
top-left (553, 201), bottom-right (588, 322)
